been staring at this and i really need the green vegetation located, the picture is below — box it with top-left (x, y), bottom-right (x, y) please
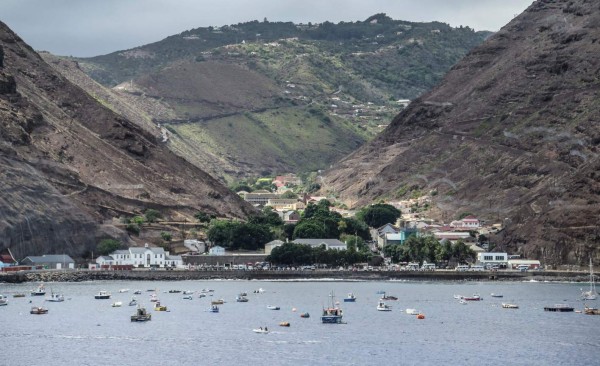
top-left (207, 220), bottom-right (274, 250)
top-left (97, 239), bottom-right (121, 255)
top-left (266, 242), bottom-right (371, 266)
top-left (383, 237), bottom-right (476, 265)
top-left (356, 203), bottom-right (401, 228)
top-left (194, 211), bottom-right (215, 223)
top-left (144, 209), bottom-right (161, 223)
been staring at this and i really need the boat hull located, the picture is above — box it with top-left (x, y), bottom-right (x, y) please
top-left (321, 315), bottom-right (343, 324)
top-left (343, 298), bottom-right (356, 302)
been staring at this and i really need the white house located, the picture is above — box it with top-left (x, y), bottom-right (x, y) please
top-left (477, 252), bottom-right (508, 266)
top-left (264, 240), bottom-right (285, 255)
top-left (98, 244), bottom-right (183, 268)
top-left (209, 246), bottom-right (226, 255)
top-left (450, 215), bottom-right (481, 230)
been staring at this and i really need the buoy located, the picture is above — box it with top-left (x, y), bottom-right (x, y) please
top-left (292, 307), bottom-right (297, 312)
top-left (417, 314), bottom-right (425, 319)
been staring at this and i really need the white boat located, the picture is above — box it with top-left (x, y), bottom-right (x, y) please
top-left (459, 299), bottom-right (468, 305)
top-left (94, 290), bottom-right (111, 299)
top-left (405, 308), bottom-right (420, 315)
top-left (128, 297), bottom-right (138, 306)
top-left (343, 293), bottom-right (357, 302)
top-left (581, 258), bottom-right (597, 300)
top-left (119, 289), bottom-right (129, 293)
top-left (208, 305), bottom-right (219, 313)
top-left (236, 295), bottom-right (249, 302)
top-left (502, 303), bottom-right (519, 309)
top-left (112, 301), bottom-right (123, 307)
top-left (0, 294), bottom-right (8, 306)
top-left (133, 290), bottom-right (142, 295)
top-left (31, 283), bottom-right (46, 296)
top-left (253, 328), bottom-right (269, 334)
top-left (490, 293), bottom-right (503, 298)
top-left (267, 305), bottom-right (280, 310)
top-left (377, 301), bottom-right (392, 311)
top-left (46, 291), bottom-right (65, 302)
top-left (453, 294), bottom-right (462, 299)
top-left (198, 293), bottom-right (206, 298)
top-left (182, 295), bottom-right (193, 300)
top-left (150, 294), bottom-right (159, 302)
top-left (182, 290), bottom-right (194, 295)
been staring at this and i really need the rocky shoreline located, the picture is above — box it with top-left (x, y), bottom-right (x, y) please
top-left (0, 269), bottom-right (591, 283)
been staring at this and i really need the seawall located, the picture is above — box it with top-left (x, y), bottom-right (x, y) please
top-left (0, 269), bottom-right (590, 283)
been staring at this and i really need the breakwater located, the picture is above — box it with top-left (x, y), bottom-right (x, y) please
top-left (0, 269), bottom-right (590, 283)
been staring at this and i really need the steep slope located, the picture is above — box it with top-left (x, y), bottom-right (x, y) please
top-left (323, 0), bottom-right (600, 264)
top-left (0, 22), bottom-right (254, 260)
top-left (61, 16), bottom-right (489, 180)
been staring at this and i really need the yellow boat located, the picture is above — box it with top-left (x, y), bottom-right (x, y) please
top-left (154, 302), bottom-right (168, 311)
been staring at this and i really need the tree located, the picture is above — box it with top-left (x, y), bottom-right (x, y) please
top-left (341, 234), bottom-right (367, 252)
top-left (97, 239), bottom-right (121, 256)
top-left (249, 207), bottom-right (283, 227)
top-left (356, 203), bottom-right (401, 228)
top-left (339, 218), bottom-right (370, 240)
top-left (194, 211), bottom-right (214, 223)
top-left (293, 221), bottom-right (327, 239)
top-left (144, 209), bottom-right (161, 223)
top-left (160, 232), bottom-right (172, 242)
top-left (281, 191), bottom-right (298, 199)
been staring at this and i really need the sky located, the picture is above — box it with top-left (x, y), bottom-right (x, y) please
top-left (0, 0), bottom-right (533, 57)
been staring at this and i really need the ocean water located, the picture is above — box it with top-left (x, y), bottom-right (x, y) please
top-left (0, 280), bottom-right (598, 366)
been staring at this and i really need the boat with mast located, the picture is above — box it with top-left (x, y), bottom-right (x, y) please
top-left (580, 258), bottom-right (597, 301)
top-left (321, 291), bottom-right (343, 324)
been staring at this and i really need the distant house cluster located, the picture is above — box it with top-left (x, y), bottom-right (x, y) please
top-left (94, 244), bottom-right (182, 269)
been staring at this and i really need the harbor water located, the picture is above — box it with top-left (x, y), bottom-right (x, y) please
top-left (1, 280), bottom-right (598, 365)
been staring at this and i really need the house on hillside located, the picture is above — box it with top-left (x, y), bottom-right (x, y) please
top-left (450, 215), bottom-right (481, 230)
top-left (21, 254), bottom-right (75, 269)
top-left (244, 192), bottom-right (280, 205)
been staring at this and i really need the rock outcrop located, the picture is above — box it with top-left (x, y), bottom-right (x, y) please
top-left (322, 0), bottom-right (600, 264)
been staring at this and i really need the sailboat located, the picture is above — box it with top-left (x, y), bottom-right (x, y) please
top-left (581, 258), bottom-right (597, 300)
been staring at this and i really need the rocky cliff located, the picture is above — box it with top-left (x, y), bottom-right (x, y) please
top-left (0, 22), bottom-right (254, 260)
top-left (323, 0), bottom-right (600, 264)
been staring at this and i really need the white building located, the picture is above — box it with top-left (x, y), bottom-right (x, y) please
top-left (450, 215), bottom-right (481, 229)
top-left (477, 252), bottom-right (508, 266)
top-left (97, 244), bottom-right (183, 268)
top-left (292, 239), bottom-right (347, 251)
top-left (209, 246), bottom-right (226, 255)
top-left (264, 240), bottom-right (285, 255)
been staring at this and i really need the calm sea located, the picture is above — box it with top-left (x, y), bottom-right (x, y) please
top-left (1, 280), bottom-right (598, 366)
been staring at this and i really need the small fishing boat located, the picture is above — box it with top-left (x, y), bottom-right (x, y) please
top-left (13, 293), bottom-right (25, 298)
top-left (279, 322), bottom-right (290, 327)
top-left (236, 295), bottom-right (249, 302)
top-left (182, 290), bottom-right (194, 295)
top-left (405, 308), bottom-right (420, 315)
top-left (462, 294), bottom-right (482, 301)
top-left (149, 294), bottom-right (159, 302)
top-left (253, 327), bottom-right (269, 334)
top-left (112, 301), bottom-right (123, 307)
top-left (453, 294), bottom-right (462, 299)
top-left (300, 312), bottom-right (310, 318)
top-left (133, 290), bottom-right (142, 295)
top-left (31, 283), bottom-right (46, 296)
top-left (459, 299), bottom-right (468, 305)
top-left (168, 290), bottom-right (181, 294)
top-left (129, 297), bottom-right (138, 306)
top-left (94, 290), bottom-right (111, 300)
top-left (131, 305), bottom-right (151, 322)
top-left (380, 292), bottom-right (398, 301)
top-left (0, 294), bottom-right (8, 306)
top-left (182, 295), bottom-right (193, 300)
top-left (490, 293), bottom-right (503, 298)
top-left (119, 289), bottom-right (129, 293)
top-left (267, 305), bottom-right (280, 310)
top-left (584, 305), bottom-right (600, 315)
top-left (30, 306), bottom-right (48, 314)
top-left (502, 303), bottom-right (519, 309)
top-left (377, 301), bottom-right (392, 311)
top-left (343, 293), bottom-right (357, 302)
top-left (544, 304), bottom-right (574, 312)
top-left (208, 305), bottom-right (219, 313)
top-left (198, 293), bottom-right (206, 298)
top-left (417, 314), bottom-right (425, 319)
top-left (211, 299), bottom-right (225, 305)
top-left (46, 291), bottom-right (65, 302)
top-left (321, 291), bottom-right (343, 324)
top-left (154, 302), bottom-right (168, 311)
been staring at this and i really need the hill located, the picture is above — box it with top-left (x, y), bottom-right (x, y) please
top-left (322, 0), bottom-right (600, 264)
top-left (0, 21), bottom-right (254, 260)
top-left (64, 16), bottom-right (490, 181)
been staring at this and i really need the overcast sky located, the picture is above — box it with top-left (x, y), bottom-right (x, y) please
top-left (0, 0), bottom-right (533, 57)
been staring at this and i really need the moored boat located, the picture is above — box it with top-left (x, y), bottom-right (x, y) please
top-left (182, 295), bottom-right (193, 300)
top-left (112, 301), bottom-right (123, 307)
top-left (300, 312), bottom-right (310, 318)
top-left (490, 293), bottom-right (503, 298)
top-left (253, 327), bottom-right (269, 334)
top-left (380, 292), bottom-right (398, 301)
top-left (30, 306), bottom-right (48, 314)
top-left (580, 258), bottom-right (597, 301)
top-left (31, 283), bottom-right (46, 296)
top-left (154, 302), bottom-right (168, 311)
top-left (544, 304), bottom-right (574, 312)
top-left (46, 292), bottom-right (65, 302)
top-left (13, 293), bottom-right (25, 298)
top-left (236, 295), bottom-right (249, 302)
top-left (584, 305), bottom-right (600, 315)
top-left (405, 308), bottom-right (420, 315)
top-left (377, 301), bottom-right (392, 311)
top-left (94, 290), bottom-right (111, 299)
top-left (267, 305), bottom-right (280, 310)
top-left (149, 294), bottom-right (159, 302)
top-left (209, 305), bottom-right (219, 313)
top-left (502, 303), bottom-right (519, 309)
top-left (321, 292), bottom-right (343, 323)
top-left (462, 294), bottom-right (482, 301)
top-left (129, 297), bottom-right (138, 306)
top-left (279, 322), bottom-right (290, 327)
top-left (131, 305), bottom-right (151, 322)
top-left (344, 293), bottom-right (357, 302)
top-left (211, 299), bottom-right (225, 305)
top-left (133, 290), bottom-right (142, 295)
top-left (0, 294), bottom-right (8, 306)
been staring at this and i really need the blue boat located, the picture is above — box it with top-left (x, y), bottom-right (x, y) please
top-left (343, 293), bottom-right (356, 302)
top-left (209, 305), bottom-right (219, 313)
top-left (321, 292), bottom-right (343, 324)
